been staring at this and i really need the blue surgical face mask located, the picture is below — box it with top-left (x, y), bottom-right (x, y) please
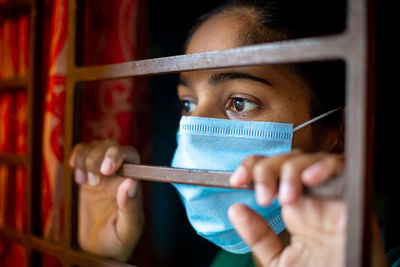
top-left (171, 108), bottom-right (341, 254)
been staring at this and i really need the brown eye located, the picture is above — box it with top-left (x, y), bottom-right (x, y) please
top-left (230, 97), bottom-right (258, 113)
top-left (234, 98), bottom-right (245, 112)
top-left (181, 100), bottom-right (197, 114)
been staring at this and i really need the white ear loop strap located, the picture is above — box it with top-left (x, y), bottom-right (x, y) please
top-left (293, 107), bottom-right (343, 132)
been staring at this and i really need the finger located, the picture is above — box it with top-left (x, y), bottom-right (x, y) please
top-left (117, 179), bottom-right (139, 210)
top-left (69, 145), bottom-right (78, 168)
top-left (228, 203), bottom-right (283, 266)
top-left (69, 143), bottom-right (88, 168)
top-left (100, 146), bottom-right (141, 176)
top-left (301, 154), bottom-right (344, 186)
top-left (84, 141), bottom-right (118, 186)
top-left (75, 169), bottom-right (86, 184)
top-left (278, 153), bottom-right (325, 204)
top-left (252, 151), bottom-right (301, 206)
top-left (116, 179), bottom-right (144, 251)
top-left (230, 155), bottom-right (264, 187)
top-left (70, 143), bottom-right (93, 184)
top-left (84, 141), bottom-right (116, 174)
top-left (282, 196), bottom-right (347, 235)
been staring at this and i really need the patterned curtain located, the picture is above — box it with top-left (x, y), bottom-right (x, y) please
top-left (40, 0), bottom-right (67, 265)
top-left (0, 0), bottom-right (149, 265)
top-left (41, 0), bottom-right (68, 245)
top-left (0, 5), bottom-right (29, 266)
top-left (81, 3), bottom-right (151, 264)
top-left (81, 0), bottom-right (150, 151)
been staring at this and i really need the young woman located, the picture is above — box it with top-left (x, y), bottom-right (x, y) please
top-left (69, 0), bottom-right (388, 266)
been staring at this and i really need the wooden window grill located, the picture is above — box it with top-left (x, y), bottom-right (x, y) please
top-left (0, 0), bottom-right (375, 266)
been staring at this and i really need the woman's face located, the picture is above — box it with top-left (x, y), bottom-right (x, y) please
top-left (177, 14), bottom-right (330, 152)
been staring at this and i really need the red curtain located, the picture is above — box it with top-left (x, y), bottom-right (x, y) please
top-left (0, 5), bottom-right (29, 266)
top-left (81, 0), bottom-right (150, 151)
top-left (1, 0), bottom-right (149, 265)
top-left (41, 0), bottom-right (68, 245)
top-left (81, 1), bottom-right (151, 264)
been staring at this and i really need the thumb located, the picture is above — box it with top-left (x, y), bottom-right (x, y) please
top-left (116, 179), bottom-right (144, 248)
top-left (228, 203), bottom-right (283, 266)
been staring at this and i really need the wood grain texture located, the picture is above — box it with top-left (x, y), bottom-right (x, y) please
top-left (344, 0), bottom-right (375, 266)
top-left (119, 164), bottom-right (345, 198)
top-left (70, 34), bottom-right (347, 82)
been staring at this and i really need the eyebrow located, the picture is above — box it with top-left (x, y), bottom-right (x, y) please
top-left (178, 77), bottom-right (190, 87)
top-left (209, 72), bottom-right (272, 87)
top-left (178, 71), bottom-right (273, 88)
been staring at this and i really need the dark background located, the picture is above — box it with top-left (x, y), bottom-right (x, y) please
top-left (145, 0), bottom-right (397, 266)
top-left (147, 1), bottom-right (225, 266)
top-left (148, 0), bottom-right (225, 266)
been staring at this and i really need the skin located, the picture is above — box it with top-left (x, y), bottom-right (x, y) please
top-left (182, 13), bottom-right (347, 266)
top-left (69, 9), bottom-right (387, 266)
top-left (69, 140), bottom-right (144, 261)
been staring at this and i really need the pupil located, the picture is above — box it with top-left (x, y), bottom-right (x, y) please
top-left (184, 101), bottom-right (190, 111)
top-left (234, 99), bottom-right (244, 111)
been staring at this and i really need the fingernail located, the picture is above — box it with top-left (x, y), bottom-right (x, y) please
top-left (100, 157), bottom-right (113, 174)
top-left (279, 182), bottom-right (295, 203)
top-left (230, 165), bottom-right (246, 185)
top-left (88, 172), bottom-right (100, 186)
top-left (128, 182), bottom-right (138, 198)
top-left (255, 183), bottom-right (272, 206)
top-left (75, 169), bottom-right (85, 184)
top-left (302, 162), bottom-right (322, 181)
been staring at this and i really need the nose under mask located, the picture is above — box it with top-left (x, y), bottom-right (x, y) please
top-left (171, 108), bottom-right (342, 254)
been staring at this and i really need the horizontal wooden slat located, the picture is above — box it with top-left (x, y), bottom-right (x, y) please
top-left (30, 236), bottom-right (135, 267)
top-left (0, 226), bottom-right (135, 267)
top-left (72, 34), bottom-right (347, 83)
top-left (119, 164), bottom-right (345, 198)
top-left (0, 152), bottom-right (27, 165)
top-left (0, 78), bottom-right (28, 91)
top-left (0, 225), bottom-right (28, 246)
top-left (119, 164), bottom-right (244, 188)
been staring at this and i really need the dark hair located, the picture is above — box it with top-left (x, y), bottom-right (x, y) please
top-left (184, 0), bottom-right (346, 130)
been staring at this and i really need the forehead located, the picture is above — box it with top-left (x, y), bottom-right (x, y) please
top-left (183, 12), bottom-right (311, 95)
top-left (185, 14), bottom-right (244, 54)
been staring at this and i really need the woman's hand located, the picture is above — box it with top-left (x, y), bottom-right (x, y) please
top-left (228, 150), bottom-right (347, 266)
top-left (69, 139), bottom-right (144, 262)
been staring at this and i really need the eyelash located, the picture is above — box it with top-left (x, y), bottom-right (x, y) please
top-left (180, 96), bottom-right (259, 116)
top-left (181, 99), bottom-right (197, 114)
top-left (227, 97), bottom-right (259, 113)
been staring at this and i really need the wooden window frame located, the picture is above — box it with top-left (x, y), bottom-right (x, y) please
top-left (0, 0), bottom-right (375, 266)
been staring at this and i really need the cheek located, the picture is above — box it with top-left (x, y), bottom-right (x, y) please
top-left (254, 90), bottom-right (311, 123)
top-left (255, 105), bottom-right (310, 124)
top-left (292, 126), bottom-right (318, 152)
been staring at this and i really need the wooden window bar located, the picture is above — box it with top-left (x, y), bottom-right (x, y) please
top-left (0, 0), bottom-right (374, 266)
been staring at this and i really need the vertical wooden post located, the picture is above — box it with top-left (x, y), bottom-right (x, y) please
top-left (344, 0), bottom-right (375, 266)
top-left (63, 0), bottom-right (77, 253)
